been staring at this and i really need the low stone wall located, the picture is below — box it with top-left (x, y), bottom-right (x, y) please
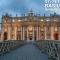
top-left (0, 40), bottom-right (26, 55)
top-left (34, 40), bottom-right (60, 60)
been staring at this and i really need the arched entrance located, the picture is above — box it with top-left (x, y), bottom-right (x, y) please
top-left (28, 31), bottom-right (33, 40)
top-left (34, 31), bottom-right (37, 40)
top-left (4, 32), bottom-right (7, 40)
top-left (54, 32), bottom-right (58, 40)
top-left (40, 31), bottom-right (45, 40)
top-left (28, 26), bottom-right (33, 41)
top-left (17, 31), bottom-right (21, 40)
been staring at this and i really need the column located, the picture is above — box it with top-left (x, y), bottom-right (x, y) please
top-left (12, 28), bottom-right (15, 40)
top-left (39, 27), bottom-right (40, 40)
top-left (45, 27), bottom-right (47, 40)
top-left (51, 26), bottom-right (54, 40)
top-left (8, 27), bottom-right (11, 40)
top-left (14, 26), bottom-right (17, 40)
top-left (58, 27), bottom-right (60, 40)
top-left (23, 27), bottom-right (25, 40)
top-left (37, 26), bottom-right (38, 40)
top-left (1, 27), bottom-right (4, 41)
top-left (33, 27), bottom-right (34, 41)
top-left (27, 28), bottom-right (28, 41)
top-left (21, 27), bottom-right (23, 40)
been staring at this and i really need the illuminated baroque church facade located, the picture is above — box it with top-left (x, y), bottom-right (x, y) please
top-left (1, 10), bottom-right (60, 41)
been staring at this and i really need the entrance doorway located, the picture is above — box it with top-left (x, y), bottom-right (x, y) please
top-left (28, 26), bottom-right (33, 41)
top-left (17, 31), bottom-right (21, 40)
top-left (4, 32), bottom-right (7, 40)
top-left (29, 35), bottom-right (32, 40)
top-left (54, 32), bottom-right (58, 40)
top-left (28, 31), bottom-right (33, 40)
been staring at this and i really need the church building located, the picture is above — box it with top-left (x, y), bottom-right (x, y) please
top-left (1, 10), bottom-right (60, 41)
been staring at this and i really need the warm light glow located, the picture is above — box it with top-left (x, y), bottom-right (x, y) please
top-left (46, 18), bottom-right (50, 21)
top-left (13, 19), bottom-right (15, 22)
top-left (18, 20), bottom-right (21, 22)
top-left (18, 28), bottom-right (21, 31)
top-left (41, 28), bottom-right (44, 31)
top-left (41, 19), bottom-right (43, 21)
top-left (28, 26), bottom-right (33, 31)
top-left (46, 19), bottom-right (50, 21)
top-left (54, 20), bottom-right (57, 21)
top-left (5, 29), bottom-right (7, 32)
top-left (55, 27), bottom-right (58, 31)
top-left (29, 32), bottom-right (32, 34)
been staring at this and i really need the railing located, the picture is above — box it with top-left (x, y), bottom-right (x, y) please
top-left (0, 40), bottom-right (26, 55)
top-left (34, 40), bottom-right (60, 60)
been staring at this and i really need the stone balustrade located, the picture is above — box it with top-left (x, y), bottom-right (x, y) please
top-left (34, 40), bottom-right (60, 60)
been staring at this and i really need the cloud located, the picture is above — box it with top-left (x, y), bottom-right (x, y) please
top-left (0, 0), bottom-right (60, 17)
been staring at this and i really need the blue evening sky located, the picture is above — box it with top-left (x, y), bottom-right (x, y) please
top-left (0, 0), bottom-right (60, 18)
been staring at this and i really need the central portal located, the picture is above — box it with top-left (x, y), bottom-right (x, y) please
top-left (29, 32), bottom-right (33, 40)
top-left (28, 26), bottom-right (33, 41)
